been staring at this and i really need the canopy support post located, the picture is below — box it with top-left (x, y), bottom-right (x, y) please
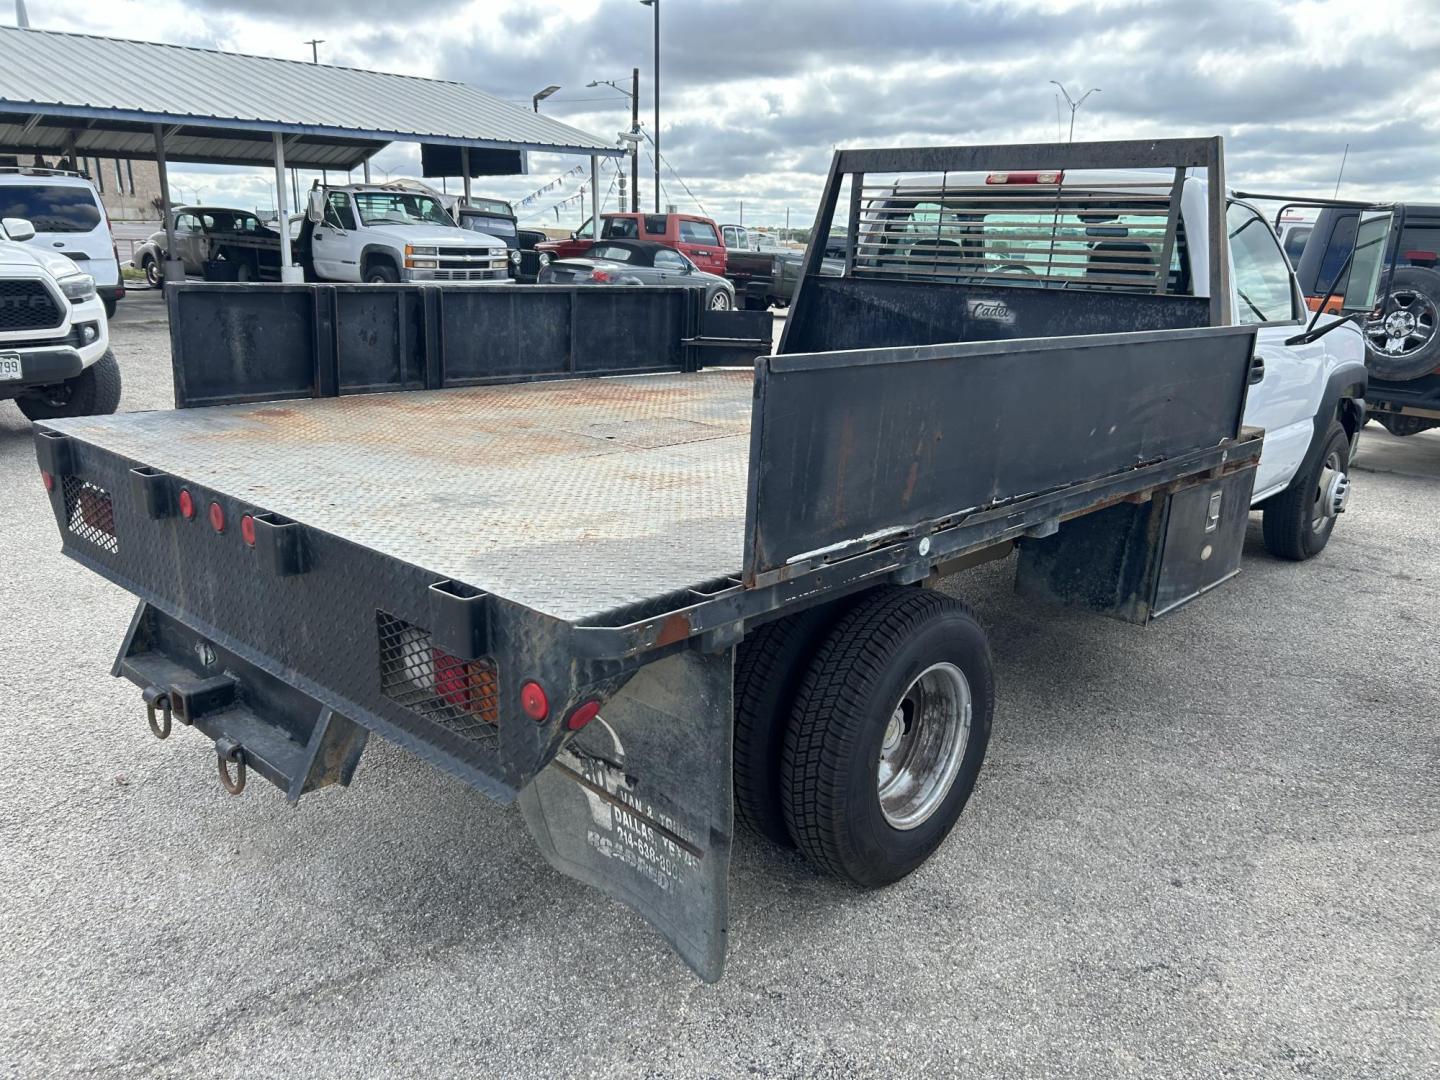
top-left (274, 133), bottom-right (303, 283)
top-left (153, 124), bottom-right (185, 284)
top-left (591, 153), bottom-right (601, 226)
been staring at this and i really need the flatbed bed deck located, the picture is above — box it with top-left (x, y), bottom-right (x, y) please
top-left (47, 369), bottom-right (754, 623)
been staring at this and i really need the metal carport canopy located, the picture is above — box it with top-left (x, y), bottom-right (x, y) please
top-left (0, 26), bottom-right (622, 168)
top-left (0, 26), bottom-right (620, 282)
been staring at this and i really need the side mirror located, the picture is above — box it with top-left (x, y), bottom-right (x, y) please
top-left (1, 217), bottom-right (36, 242)
top-left (305, 189), bottom-right (326, 224)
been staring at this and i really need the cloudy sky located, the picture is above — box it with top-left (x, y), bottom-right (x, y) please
top-left (19, 0), bottom-right (1440, 229)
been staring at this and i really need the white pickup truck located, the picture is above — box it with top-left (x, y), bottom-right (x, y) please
top-left (295, 184), bottom-right (510, 284)
top-left (0, 215), bottom-right (118, 420)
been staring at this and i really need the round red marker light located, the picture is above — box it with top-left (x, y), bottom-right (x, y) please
top-left (40, 469), bottom-right (54, 492)
top-left (178, 488), bottom-right (195, 520)
top-left (208, 501), bottom-right (225, 533)
top-left (520, 681), bottom-right (549, 722)
top-left (240, 514), bottom-right (256, 547)
top-left (567, 700), bottom-right (601, 731)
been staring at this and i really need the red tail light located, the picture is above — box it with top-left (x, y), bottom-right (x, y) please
top-left (590, 268), bottom-right (612, 283)
top-left (986, 170), bottom-right (1063, 185)
top-left (240, 514), bottom-right (256, 547)
top-left (208, 501), bottom-right (225, 533)
top-left (40, 469), bottom-right (54, 492)
top-left (178, 488), bottom-right (196, 519)
top-left (520, 680), bottom-right (549, 721)
top-left (433, 649), bottom-right (499, 723)
top-left (567, 700), bottom-right (601, 731)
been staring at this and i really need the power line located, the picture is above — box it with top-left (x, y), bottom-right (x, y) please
top-left (638, 126), bottom-right (706, 216)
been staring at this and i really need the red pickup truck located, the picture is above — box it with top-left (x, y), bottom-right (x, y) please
top-left (536, 212), bottom-right (727, 274)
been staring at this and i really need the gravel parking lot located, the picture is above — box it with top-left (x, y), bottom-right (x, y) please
top-left (2, 291), bottom-right (1437, 1079)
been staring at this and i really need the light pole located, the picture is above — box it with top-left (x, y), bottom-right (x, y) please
top-left (640, 0), bottom-right (659, 213)
top-left (305, 38), bottom-right (324, 63)
top-left (532, 84), bottom-right (561, 113)
top-left (1049, 81), bottom-right (1100, 142)
top-left (587, 71), bottom-right (642, 211)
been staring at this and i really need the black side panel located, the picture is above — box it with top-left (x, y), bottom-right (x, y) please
top-left (169, 286), bottom-right (319, 408)
top-left (781, 276), bottom-right (1211, 355)
top-left (1015, 465), bottom-right (1257, 623)
top-left (743, 324), bottom-right (1257, 578)
top-left (168, 283), bottom-right (694, 408)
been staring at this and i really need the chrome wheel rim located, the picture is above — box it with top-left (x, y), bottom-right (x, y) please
top-left (1366, 289), bottom-right (1437, 356)
top-left (1312, 447), bottom-right (1347, 532)
top-left (710, 291), bottom-right (731, 310)
top-left (877, 662), bottom-right (971, 830)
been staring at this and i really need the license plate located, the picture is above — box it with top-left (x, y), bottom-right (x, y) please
top-left (0, 353), bottom-right (21, 381)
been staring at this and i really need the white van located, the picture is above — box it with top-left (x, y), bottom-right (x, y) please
top-left (0, 168), bottom-right (122, 317)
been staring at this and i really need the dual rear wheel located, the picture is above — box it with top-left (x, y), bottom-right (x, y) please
top-left (733, 586), bottom-right (994, 887)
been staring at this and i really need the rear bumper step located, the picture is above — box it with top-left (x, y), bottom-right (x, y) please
top-left (114, 602), bottom-right (368, 802)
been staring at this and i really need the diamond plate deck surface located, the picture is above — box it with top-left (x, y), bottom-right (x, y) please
top-left (48, 370), bottom-right (755, 623)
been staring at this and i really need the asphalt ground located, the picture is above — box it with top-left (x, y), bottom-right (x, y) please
top-left (1, 295), bottom-right (1437, 1078)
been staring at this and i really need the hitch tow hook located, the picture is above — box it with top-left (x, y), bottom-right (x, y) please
top-left (215, 737), bottom-right (247, 796)
top-left (143, 687), bottom-right (172, 740)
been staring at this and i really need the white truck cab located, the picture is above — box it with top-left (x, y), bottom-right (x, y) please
top-left (0, 216), bottom-right (118, 420)
top-left (300, 184), bottom-right (510, 284)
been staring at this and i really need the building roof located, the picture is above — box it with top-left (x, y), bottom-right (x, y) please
top-left (0, 26), bottom-right (620, 169)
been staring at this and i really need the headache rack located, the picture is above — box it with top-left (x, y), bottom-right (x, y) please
top-left (782, 138), bottom-right (1231, 356)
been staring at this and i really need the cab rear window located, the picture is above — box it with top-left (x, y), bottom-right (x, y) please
top-left (679, 220), bottom-right (719, 245)
top-left (0, 185), bottom-right (102, 233)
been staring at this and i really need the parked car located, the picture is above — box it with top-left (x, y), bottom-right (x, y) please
top-left (514, 228), bottom-right (553, 284)
top-left (537, 239), bottom-right (735, 308)
top-left (720, 223), bottom-right (754, 251)
top-left (1291, 201), bottom-right (1440, 435)
top-left (0, 215), bottom-right (117, 419)
top-left (133, 206), bottom-right (283, 286)
top-left (455, 198), bottom-right (550, 282)
top-left (1275, 210), bottom-right (1315, 267)
top-left (0, 167), bottom-right (122, 318)
top-left (725, 244), bottom-right (844, 310)
top-left (537, 211), bottom-right (728, 275)
top-left (295, 183), bottom-right (510, 283)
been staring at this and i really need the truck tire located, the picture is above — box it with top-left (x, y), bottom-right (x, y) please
top-left (17, 350), bottom-right (122, 420)
top-left (781, 587), bottom-right (994, 888)
top-left (733, 604), bottom-right (845, 847)
top-left (1364, 267), bottom-right (1440, 381)
top-left (1261, 419), bottom-right (1351, 561)
top-left (102, 295), bottom-right (117, 319)
top-left (364, 261), bottom-right (399, 284)
top-left (742, 295), bottom-right (769, 312)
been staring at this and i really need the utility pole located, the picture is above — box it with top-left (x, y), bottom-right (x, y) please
top-left (641, 0), bottom-right (660, 213)
top-left (631, 67), bottom-right (640, 211)
top-left (305, 38), bottom-right (324, 63)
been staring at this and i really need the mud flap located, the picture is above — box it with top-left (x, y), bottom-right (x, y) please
top-left (518, 647), bottom-right (734, 982)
